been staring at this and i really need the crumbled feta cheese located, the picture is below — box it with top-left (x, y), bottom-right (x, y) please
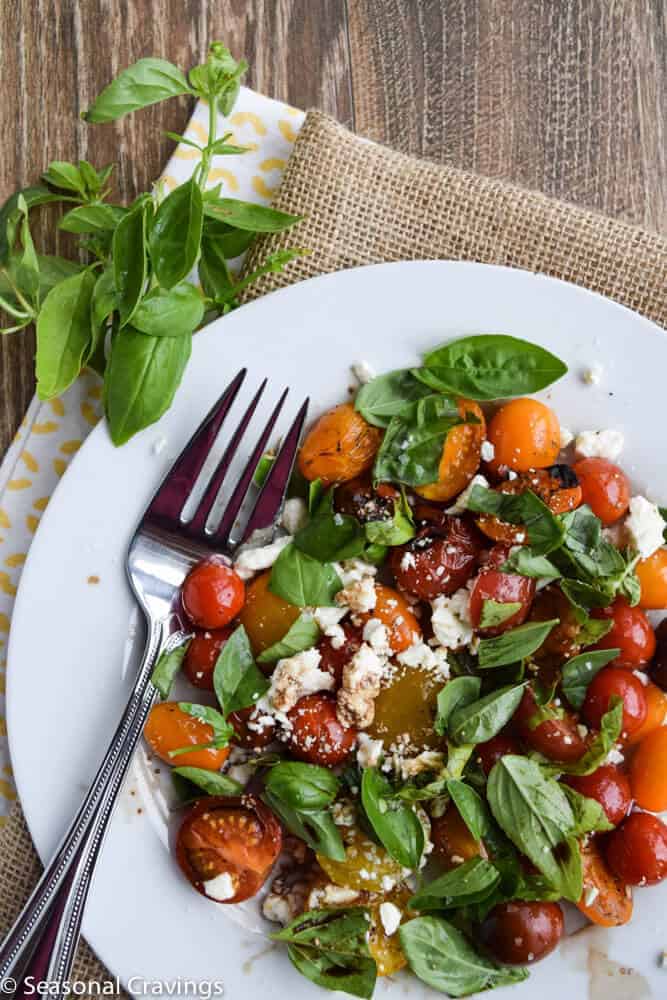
top-left (152, 435), bottom-right (168, 456)
top-left (363, 618), bottom-right (392, 656)
top-left (633, 670), bottom-right (650, 686)
top-left (281, 497), bottom-right (308, 534)
top-left (262, 892), bottom-right (295, 925)
top-left (344, 644), bottom-right (385, 693)
top-left (397, 641), bottom-right (450, 678)
top-left (559, 427), bottom-right (574, 449)
top-left (400, 751), bottom-right (445, 779)
top-left (203, 871), bottom-right (235, 901)
top-left (379, 902), bottom-right (402, 937)
top-left (337, 558), bottom-right (378, 586)
top-left (356, 733), bottom-right (384, 768)
top-left (268, 648), bottom-right (334, 712)
top-left (309, 884), bottom-right (360, 909)
top-left (234, 535), bottom-right (292, 580)
top-left (400, 551), bottom-right (416, 571)
top-left (446, 474), bottom-right (489, 515)
top-left (574, 429), bottom-right (624, 461)
top-left (332, 799), bottom-right (357, 826)
top-left (380, 875), bottom-right (397, 892)
top-left (582, 364), bottom-right (603, 386)
top-left (606, 746), bottom-right (625, 766)
top-left (336, 576), bottom-right (377, 614)
top-left (431, 589), bottom-right (473, 648)
top-left (480, 440), bottom-right (495, 462)
top-left (351, 360), bottom-right (376, 385)
top-left (625, 496), bottom-right (666, 559)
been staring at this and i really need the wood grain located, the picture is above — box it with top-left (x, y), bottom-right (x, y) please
top-left (0, 0), bottom-right (665, 454)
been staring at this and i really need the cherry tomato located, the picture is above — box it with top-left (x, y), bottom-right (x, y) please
top-left (474, 731), bottom-right (522, 775)
top-left (528, 585), bottom-right (586, 665)
top-left (564, 765), bottom-right (632, 826)
top-left (355, 584), bottom-right (421, 653)
top-left (415, 398), bottom-right (486, 502)
top-left (487, 399), bottom-right (561, 473)
top-left (390, 516), bottom-right (481, 600)
top-left (591, 598), bottom-right (656, 668)
top-left (183, 627), bottom-right (233, 690)
top-left (182, 558), bottom-right (245, 630)
top-left (298, 403), bottom-right (382, 485)
top-left (477, 901), bottom-right (564, 965)
top-left (514, 687), bottom-right (587, 763)
top-left (648, 619), bottom-right (667, 690)
top-left (176, 794), bottom-right (282, 903)
top-left (431, 804), bottom-right (483, 870)
top-left (572, 457), bottom-right (630, 525)
top-left (577, 838), bottom-right (633, 926)
top-left (366, 891), bottom-right (410, 975)
top-left (334, 475), bottom-right (398, 523)
top-left (287, 693), bottom-right (356, 766)
top-left (144, 702), bottom-right (230, 771)
top-left (476, 467), bottom-right (580, 545)
top-left (367, 665), bottom-right (441, 751)
top-left (229, 705), bottom-right (275, 749)
top-left (637, 549), bottom-right (667, 609)
top-left (582, 667), bottom-right (648, 737)
top-left (630, 726), bottom-right (667, 811)
top-left (625, 680), bottom-right (667, 745)
top-left (317, 826), bottom-right (403, 893)
top-left (238, 570), bottom-right (300, 657)
top-left (605, 811), bottom-right (667, 886)
top-left (317, 622), bottom-right (364, 684)
top-left (469, 547), bottom-right (535, 636)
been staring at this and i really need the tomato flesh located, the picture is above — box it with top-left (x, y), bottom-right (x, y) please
top-left (577, 838), bottom-right (633, 926)
top-left (390, 516), bottom-right (481, 601)
top-left (144, 702), bottom-right (230, 771)
top-left (572, 457), bottom-right (630, 525)
top-left (477, 901), bottom-right (564, 965)
top-left (605, 812), bottom-right (667, 886)
top-left (355, 584), bottom-right (421, 653)
top-left (582, 666), bottom-right (648, 737)
top-left (591, 598), bottom-right (656, 668)
top-left (564, 764), bottom-right (632, 826)
top-left (182, 558), bottom-right (245, 630)
top-left (287, 693), bottom-right (356, 766)
top-left (474, 732), bottom-right (522, 775)
top-left (514, 687), bottom-right (586, 763)
top-left (238, 570), bottom-right (300, 657)
top-left (183, 627), bottom-right (232, 690)
top-left (630, 726), bottom-right (667, 812)
top-left (431, 804), bottom-right (483, 870)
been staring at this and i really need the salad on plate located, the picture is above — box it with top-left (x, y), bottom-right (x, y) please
top-left (142, 334), bottom-right (667, 998)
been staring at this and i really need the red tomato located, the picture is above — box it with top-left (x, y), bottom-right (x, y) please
top-left (477, 901), bottom-right (564, 965)
top-left (287, 693), bottom-right (356, 766)
top-left (605, 812), bottom-right (667, 886)
top-left (183, 627), bottom-right (233, 690)
top-left (474, 732), bottom-right (522, 775)
top-left (582, 666), bottom-right (648, 736)
top-left (514, 687), bottom-right (587, 763)
top-left (176, 795), bottom-right (282, 903)
top-left (317, 622), bottom-right (364, 685)
top-left (182, 557), bottom-right (245, 629)
top-left (564, 765), bottom-right (632, 826)
top-left (228, 705), bottom-right (275, 750)
top-left (469, 546), bottom-right (535, 636)
top-left (630, 726), bottom-right (667, 812)
top-left (389, 516), bottom-right (481, 601)
top-left (591, 598), bottom-right (656, 668)
top-left (572, 457), bottom-right (630, 525)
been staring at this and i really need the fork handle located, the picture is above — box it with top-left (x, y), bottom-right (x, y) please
top-left (0, 618), bottom-right (168, 985)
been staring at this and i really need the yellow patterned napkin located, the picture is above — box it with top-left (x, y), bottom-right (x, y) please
top-left (0, 88), bottom-right (305, 821)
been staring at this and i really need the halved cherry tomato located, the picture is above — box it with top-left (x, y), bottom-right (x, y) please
top-left (334, 475), bottom-right (398, 523)
top-left (229, 705), bottom-right (275, 749)
top-left (474, 731), bottom-right (522, 775)
top-left (317, 622), bottom-right (364, 685)
top-left (415, 398), bottom-right (486, 502)
top-left (577, 838), bottom-right (633, 926)
top-left (605, 812), bottom-right (667, 886)
top-left (514, 687), bottom-right (586, 763)
top-left (317, 826), bottom-right (403, 892)
top-left (431, 804), bottom-right (484, 870)
top-left (367, 665), bottom-right (441, 751)
top-left (636, 549), bottom-right (667, 609)
top-left (298, 403), bottom-right (382, 485)
top-left (564, 764), bottom-right (632, 826)
top-left (487, 399), bottom-right (561, 473)
top-left (238, 570), bottom-right (300, 657)
top-left (591, 598), bottom-right (656, 668)
top-left (477, 901), bottom-right (564, 965)
top-left (389, 516), bottom-right (481, 600)
top-left (287, 693), bottom-right (356, 766)
top-left (572, 457), bottom-right (630, 525)
top-left (182, 558), bottom-right (245, 630)
top-left (469, 547), bottom-right (535, 636)
top-left (630, 726), bottom-right (667, 811)
top-left (625, 680), bottom-right (667, 745)
top-left (582, 667), bottom-right (648, 736)
top-left (144, 702), bottom-right (230, 771)
top-left (367, 890), bottom-right (410, 975)
top-left (476, 467), bottom-right (580, 545)
top-left (176, 794), bottom-right (282, 903)
top-left (183, 627), bottom-right (233, 690)
top-left (355, 584), bottom-right (421, 653)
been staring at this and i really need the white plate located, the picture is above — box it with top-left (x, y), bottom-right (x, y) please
top-left (8, 262), bottom-right (667, 999)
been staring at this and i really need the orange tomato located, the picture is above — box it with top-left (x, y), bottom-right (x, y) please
top-left (637, 549), bottom-right (667, 609)
top-left (625, 681), bottom-right (667, 745)
top-left (356, 584), bottom-right (421, 653)
top-left (630, 725), bottom-right (667, 811)
top-left (298, 403), bottom-right (382, 485)
top-left (487, 398), bottom-right (560, 473)
top-left (367, 665), bottom-right (441, 750)
top-left (237, 570), bottom-right (300, 657)
top-left (144, 702), bottom-right (230, 770)
top-left (416, 398), bottom-right (485, 502)
top-left (577, 838), bottom-right (633, 927)
top-left (431, 804), bottom-right (484, 870)
top-left (367, 890), bottom-right (410, 975)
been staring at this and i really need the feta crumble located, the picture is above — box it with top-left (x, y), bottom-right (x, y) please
top-left (480, 440), bottom-right (495, 462)
top-left (268, 648), bottom-right (334, 713)
top-left (625, 496), bottom-right (666, 559)
top-left (582, 364), bottom-right (603, 386)
top-left (337, 558), bottom-right (378, 586)
top-left (574, 429), bottom-right (624, 461)
top-left (356, 733), bottom-right (384, 768)
top-left (234, 535), bottom-right (292, 580)
top-left (397, 641), bottom-right (450, 678)
top-left (379, 902), bottom-right (402, 937)
top-left (363, 618), bottom-right (392, 656)
top-left (203, 871), bottom-right (235, 901)
top-left (262, 893), bottom-right (296, 925)
top-left (431, 589), bottom-right (473, 648)
top-left (446, 474), bottom-right (489, 515)
top-left (559, 426), bottom-right (574, 449)
top-left (351, 360), bottom-right (376, 385)
top-left (336, 576), bottom-right (377, 614)
top-left (281, 497), bottom-right (308, 534)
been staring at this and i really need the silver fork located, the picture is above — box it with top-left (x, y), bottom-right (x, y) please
top-left (0, 369), bottom-right (308, 997)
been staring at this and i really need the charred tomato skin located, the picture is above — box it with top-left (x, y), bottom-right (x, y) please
top-left (477, 900), bottom-right (564, 965)
top-left (389, 515), bottom-right (481, 600)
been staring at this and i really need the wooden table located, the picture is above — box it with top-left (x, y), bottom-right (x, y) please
top-left (1, 0), bottom-right (665, 455)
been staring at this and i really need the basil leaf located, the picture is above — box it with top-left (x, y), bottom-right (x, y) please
top-left (262, 788), bottom-right (345, 861)
top-left (446, 779), bottom-right (492, 841)
top-left (257, 613), bottom-right (320, 663)
top-left (449, 684), bottom-right (526, 745)
top-left (202, 218), bottom-right (256, 258)
top-left (0, 186), bottom-right (65, 263)
top-left (132, 283), bottom-right (204, 337)
top-left (479, 599), bottom-right (522, 629)
top-left (203, 198), bottom-right (301, 233)
top-left (365, 491), bottom-right (415, 546)
top-left (149, 179), bottom-right (203, 289)
top-left (41, 161), bottom-right (89, 196)
top-left (308, 478), bottom-right (325, 514)
top-left (59, 203), bottom-right (126, 234)
top-left (421, 334), bottom-right (567, 400)
top-left (487, 755), bottom-right (582, 901)
top-left (407, 857), bottom-right (501, 912)
top-left (188, 43), bottom-right (247, 113)
top-left (294, 509), bottom-right (366, 563)
top-left (35, 269), bottom-right (96, 399)
top-left (434, 677), bottom-right (481, 736)
top-left (265, 761), bottom-right (339, 810)
top-left (272, 908), bottom-right (377, 1000)
top-left (550, 700), bottom-right (623, 776)
top-left (361, 767), bottom-right (424, 869)
top-left (269, 544), bottom-right (342, 607)
top-left (36, 255), bottom-right (83, 297)
top-left (83, 57), bottom-right (191, 123)
top-left (501, 548), bottom-right (562, 579)
top-left (172, 766), bottom-right (242, 799)
top-left (172, 702), bottom-right (234, 755)
top-left (199, 234), bottom-right (235, 301)
top-left (105, 327), bottom-right (191, 444)
top-left (112, 198), bottom-right (148, 326)
top-left (576, 615), bottom-right (614, 647)
top-left (561, 648), bottom-right (621, 709)
top-left (150, 640), bottom-right (190, 698)
top-left (213, 624), bottom-right (268, 717)
top-left (477, 620), bottom-right (559, 669)
top-left (373, 394), bottom-right (467, 487)
top-left (561, 784), bottom-right (614, 836)
top-left (468, 485), bottom-right (565, 555)
top-left (400, 916), bottom-right (528, 997)
top-left (560, 578), bottom-right (612, 610)
top-left (355, 368), bottom-right (431, 428)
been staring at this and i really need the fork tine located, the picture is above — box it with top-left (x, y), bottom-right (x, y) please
top-left (212, 388), bottom-right (289, 547)
top-left (142, 369), bottom-right (246, 528)
top-left (186, 379), bottom-right (268, 538)
top-left (239, 398), bottom-right (309, 544)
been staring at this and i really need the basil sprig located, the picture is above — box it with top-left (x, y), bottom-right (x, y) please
top-left (373, 394), bottom-right (470, 487)
top-left (172, 766), bottom-right (243, 801)
top-left (269, 543), bottom-right (342, 608)
top-left (544, 700), bottom-right (623, 777)
top-left (355, 369), bottom-right (432, 428)
top-left (360, 767), bottom-right (424, 869)
top-left (467, 485), bottom-right (565, 555)
top-left (478, 599), bottom-right (522, 629)
top-left (407, 857), bottom-right (500, 913)
top-left (561, 648), bottom-right (621, 709)
top-left (448, 683), bottom-right (527, 745)
top-left (477, 619), bottom-right (559, 669)
top-left (150, 638), bottom-right (191, 699)
top-left (263, 761), bottom-right (345, 860)
top-left (171, 702), bottom-right (235, 757)
top-left (434, 676), bottom-right (481, 735)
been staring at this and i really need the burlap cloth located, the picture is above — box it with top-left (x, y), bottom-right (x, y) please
top-left (1, 109), bottom-right (665, 996)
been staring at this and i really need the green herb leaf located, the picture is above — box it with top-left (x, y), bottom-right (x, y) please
top-left (132, 283), bottom-right (204, 337)
top-left (373, 394), bottom-right (468, 487)
top-left (294, 507), bottom-right (366, 563)
top-left (468, 485), bottom-right (565, 555)
top-left (213, 624), bottom-right (268, 717)
top-left (59, 203), bottom-right (126, 234)
top-left (550, 699), bottom-right (623, 777)
top-left (355, 368), bottom-right (431, 428)
top-left (172, 766), bottom-right (242, 799)
top-left (150, 640), bottom-right (191, 698)
top-left (407, 857), bottom-right (501, 912)
top-left (561, 649), bottom-right (621, 709)
top-left (265, 761), bottom-right (339, 811)
top-left (477, 620), bottom-right (559, 669)
top-left (83, 58), bottom-right (191, 123)
top-left (361, 767), bottom-right (424, 869)
top-left (364, 490), bottom-right (415, 546)
top-left (35, 269), bottom-right (97, 399)
top-left (479, 599), bottom-right (523, 629)
top-left (269, 544), bottom-right (342, 608)
top-left (198, 234), bottom-right (235, 301)
top-left (501, 548), bottom-right (562, 579)
top-left (434, 677), bottom-right (481, 736)
top-left (203, 198), bottom-right (301, 232)
top-left (561, 784), bottom-right (614, 836)
top-left (257, 613), bottom-right (320, 663)
top-left (172, 702), bottom-right (234, 755)
top-left (149, 179), bottom-right (203, 289)
top-left (449, 683), bottom-right (526, 746)
top-left (262, 789), bottom-right (345, 861)
top-left (446, 779), bottom-right (492, 841)
top-left (188, 43), bottom-right (247, 115)
top-left (112, 198), bottom-right (148, 327)
top-left (0, 186), bottom-right (66, 264)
